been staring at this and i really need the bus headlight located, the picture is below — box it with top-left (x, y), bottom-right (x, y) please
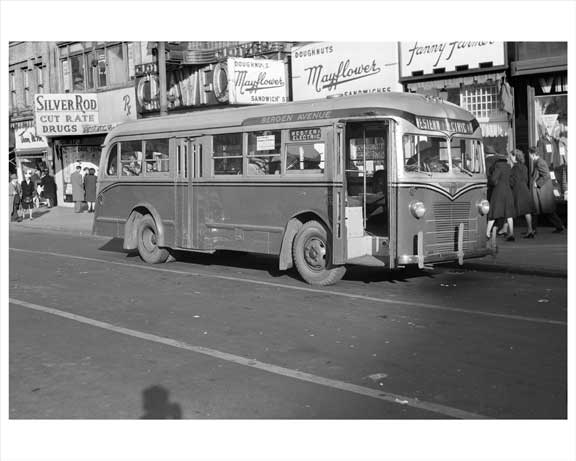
top-left (409, 201), bottom-right (426, 219)
top-left (477, 199), bottom-right (490, 215)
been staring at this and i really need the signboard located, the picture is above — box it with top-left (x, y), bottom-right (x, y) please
top-left (415, 116), bottom-right (474, 134)
top-left (399, 41), bottom-right (505, 78)
top-left (256, 135), bottom-right (276, 150)
top-left (15, 126), bottom-right (48, 151)
top-left (291, 42), bottom-right (402, 101)
top-left (34, 90), bottom-right (137, 137)
top-left (35, 94), bottom-right (99, 136)
top-left (290, 128), bottom-right (322, 141)
top-left (228, 58), bottom-right (288, 105)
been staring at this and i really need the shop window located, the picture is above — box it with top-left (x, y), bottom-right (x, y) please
top-left (96, 49), bottom-right (107, 87)
top-left (120, 140), bottom-right (143, 176)
top-left (460, 85), bottom-right (499, 119)
top-left (144, 139), bottom-right (170, 174)
top-left (286, 143), bottom-right (325, 173)
top-left (247, 130), bottom-right (281, 175)
top-left (213, 133), bottom-right (243, 175)
top-left (106, 144), bottom-right (119, 176)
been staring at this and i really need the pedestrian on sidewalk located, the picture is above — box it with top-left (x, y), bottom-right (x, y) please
top-left (40, 169), bottom-right (57, 208)
top-left (529, 147), bottom-right (565, 234)
top-left (510, 149), bottom-right (536, 239)
top-left (84, 168), bottom-right (97, 212)
top-left (20, 171), bottom-right (36, 221)
top-left (486, 151), bottom-right (516, 241)
top-left (71, 165), bottom-right (84, 213)
top-left (9, 174), bottom-right (22, 222)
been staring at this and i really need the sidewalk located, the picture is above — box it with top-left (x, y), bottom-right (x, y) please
top-left (9, 206), bottom-right (568, 278)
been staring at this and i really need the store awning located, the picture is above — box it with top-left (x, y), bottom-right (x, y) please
top-left (407, 71), bottom-right (507, 91)
top-left (14, 147), bottom-right (47, 156)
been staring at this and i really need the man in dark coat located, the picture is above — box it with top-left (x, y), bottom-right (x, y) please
top-left (529, 148), bottom-right (565, 233)
top-left (40, 169), bottom-right (57, 208)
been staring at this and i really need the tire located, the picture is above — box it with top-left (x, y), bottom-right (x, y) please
top-left (137, 215), bottom-right (170, 264)
top-left (292, 220), bottom-right (346, 286)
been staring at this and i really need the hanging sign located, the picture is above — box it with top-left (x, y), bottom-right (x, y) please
top-left (291, 42), bottom-right (402, 101)
top-left (227, 57), bottom-right (288, 104)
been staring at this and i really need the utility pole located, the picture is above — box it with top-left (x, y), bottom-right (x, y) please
top-left (158, 41), bottom-right (168, 116)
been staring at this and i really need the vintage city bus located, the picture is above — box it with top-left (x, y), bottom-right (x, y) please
top-left (94, 92), bottom-right (494, 285)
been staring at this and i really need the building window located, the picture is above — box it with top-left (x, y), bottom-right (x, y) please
top-left (460, 84), bottom-right (500, 120)
top-left (22, 67), bottom-right (30, 106)
top-left (35, 64), bottom-right (44, 94)
top-left (59, 42), bottom-right (129, 91)
top-left (9, 71), bottom-right (16, 109)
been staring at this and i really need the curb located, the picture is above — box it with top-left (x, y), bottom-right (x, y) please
top-left (9, 222), bottom-right (97, 238)
top-left (447, 261), bottom-right (567, 279)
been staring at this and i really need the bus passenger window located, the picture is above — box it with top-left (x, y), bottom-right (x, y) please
top-left (120, 140), bottom-right (143, 176)
top-left (286, 143), bottom-right (325, 173)
top-left (247, 130), bottom-right (281, 175)
top-left (106, 144), bottom-right (118, 176)
top-left (144, 138), bottom-right (170, 174)
top-left (213, 133), bottom-right (243, 175)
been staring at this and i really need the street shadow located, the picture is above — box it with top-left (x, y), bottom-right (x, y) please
top-left (30, 209), bottom-right (52, 219)
top-left (344, 265), bottom-right (435, 284)
top-left (140, 385), bottom-right (182, 419)
top-left (98, 238), bottom-right (139, 258)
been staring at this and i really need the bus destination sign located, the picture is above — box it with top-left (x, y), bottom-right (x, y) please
top-left (415, 116), bottom-right (473, 134)
top-left (290, 128), bottom-right (322, 141)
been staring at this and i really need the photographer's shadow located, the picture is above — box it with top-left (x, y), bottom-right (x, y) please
top-left (140, 385), bottom-right (182, 419)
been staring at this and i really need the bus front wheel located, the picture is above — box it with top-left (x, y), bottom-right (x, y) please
top-left (137, 215), bottom-right (170, 264)
top-left (292, 220), bottom-right (346, 286)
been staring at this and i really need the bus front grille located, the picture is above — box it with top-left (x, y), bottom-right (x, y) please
top-left (425, 202), bottom-right (478, 254)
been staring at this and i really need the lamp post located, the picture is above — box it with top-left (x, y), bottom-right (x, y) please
top-left (158, 41), bottom-right (168, 116)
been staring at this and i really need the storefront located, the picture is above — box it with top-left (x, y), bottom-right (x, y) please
top-left (34, 88), bottom-right (137, 206)
top-left (10, 120), bottom-right (49, 181)
top-left (135, 41), bottom-right (293, 116)
top-left (510, 42), bottom-right (567, 201)
top-left (398, 41), bottom-right (512, 154)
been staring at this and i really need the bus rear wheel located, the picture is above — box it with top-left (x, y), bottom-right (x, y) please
top-left (292, 220), bottom-right (346, 286)
top-left (137, 215), bottom-right (170, 264)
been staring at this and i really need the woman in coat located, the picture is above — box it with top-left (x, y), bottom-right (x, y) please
top-left (83, 168), bottom-right (97, 212)
top-left (528, 148), bottom-right (565, 233)
top-left (486, 156), bottom-right (516, 241)
top-left (510, 149), bottom-right (536, 238)
top-left (20, 170), bottom-right (36, 220)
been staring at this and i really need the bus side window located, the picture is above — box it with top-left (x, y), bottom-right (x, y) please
top-left (247, 130), bottom-right (281, 175)
top-left (106, 144), bottom-right (118, 176)
top-left (120, 140), bottom-right (143, 176)
top-left (144, 138), bottom-right (170, 174)
top-left (286, 143), bottom-right (325, 173)
top-left (213, 133), bottom-right (243, 175)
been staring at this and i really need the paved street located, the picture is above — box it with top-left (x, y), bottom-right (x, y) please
top-left (9, 227), bottom-right (567, 419)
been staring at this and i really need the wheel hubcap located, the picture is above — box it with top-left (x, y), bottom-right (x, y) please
top-left (142, 227), bottom-right (157, 252)
top-left (303, 237), bottom-right (327, 271)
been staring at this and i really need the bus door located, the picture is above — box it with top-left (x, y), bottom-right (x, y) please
top-left (344, 121), bottom-right (391, 261)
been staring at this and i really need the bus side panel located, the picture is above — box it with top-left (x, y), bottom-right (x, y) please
top-left (395, 184), bottom-right (488, 264)
top-left (194, 182), bottom-right (332, 254)
top-left (94, 182), bottom-right (177, 246)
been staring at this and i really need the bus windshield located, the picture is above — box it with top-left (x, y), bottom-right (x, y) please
top-left (403, 135), bottom-right (450, 173)
top-left (403, 134), bottom-right (483, 175)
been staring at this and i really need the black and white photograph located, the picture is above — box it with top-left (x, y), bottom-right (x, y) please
top-left (1, 1), bottom-right (574, 461)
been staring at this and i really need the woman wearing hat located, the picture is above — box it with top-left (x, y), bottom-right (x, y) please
top-left (485, 148), bottom-right (516, 241)
top-left (20, 170), bottom-right (36, 220)
top-left (9, 174), bottom-right (22, 222)
top-left (510, 149), bottom-right (536, 238)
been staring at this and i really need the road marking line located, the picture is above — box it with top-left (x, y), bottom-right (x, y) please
top-left (10, 247), bottom-right (567, 326)
top-left (10, 297), bottom-right (487, 419)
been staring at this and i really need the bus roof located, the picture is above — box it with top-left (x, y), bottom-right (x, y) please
top-left (106, 92), bottom-right (476, 141)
